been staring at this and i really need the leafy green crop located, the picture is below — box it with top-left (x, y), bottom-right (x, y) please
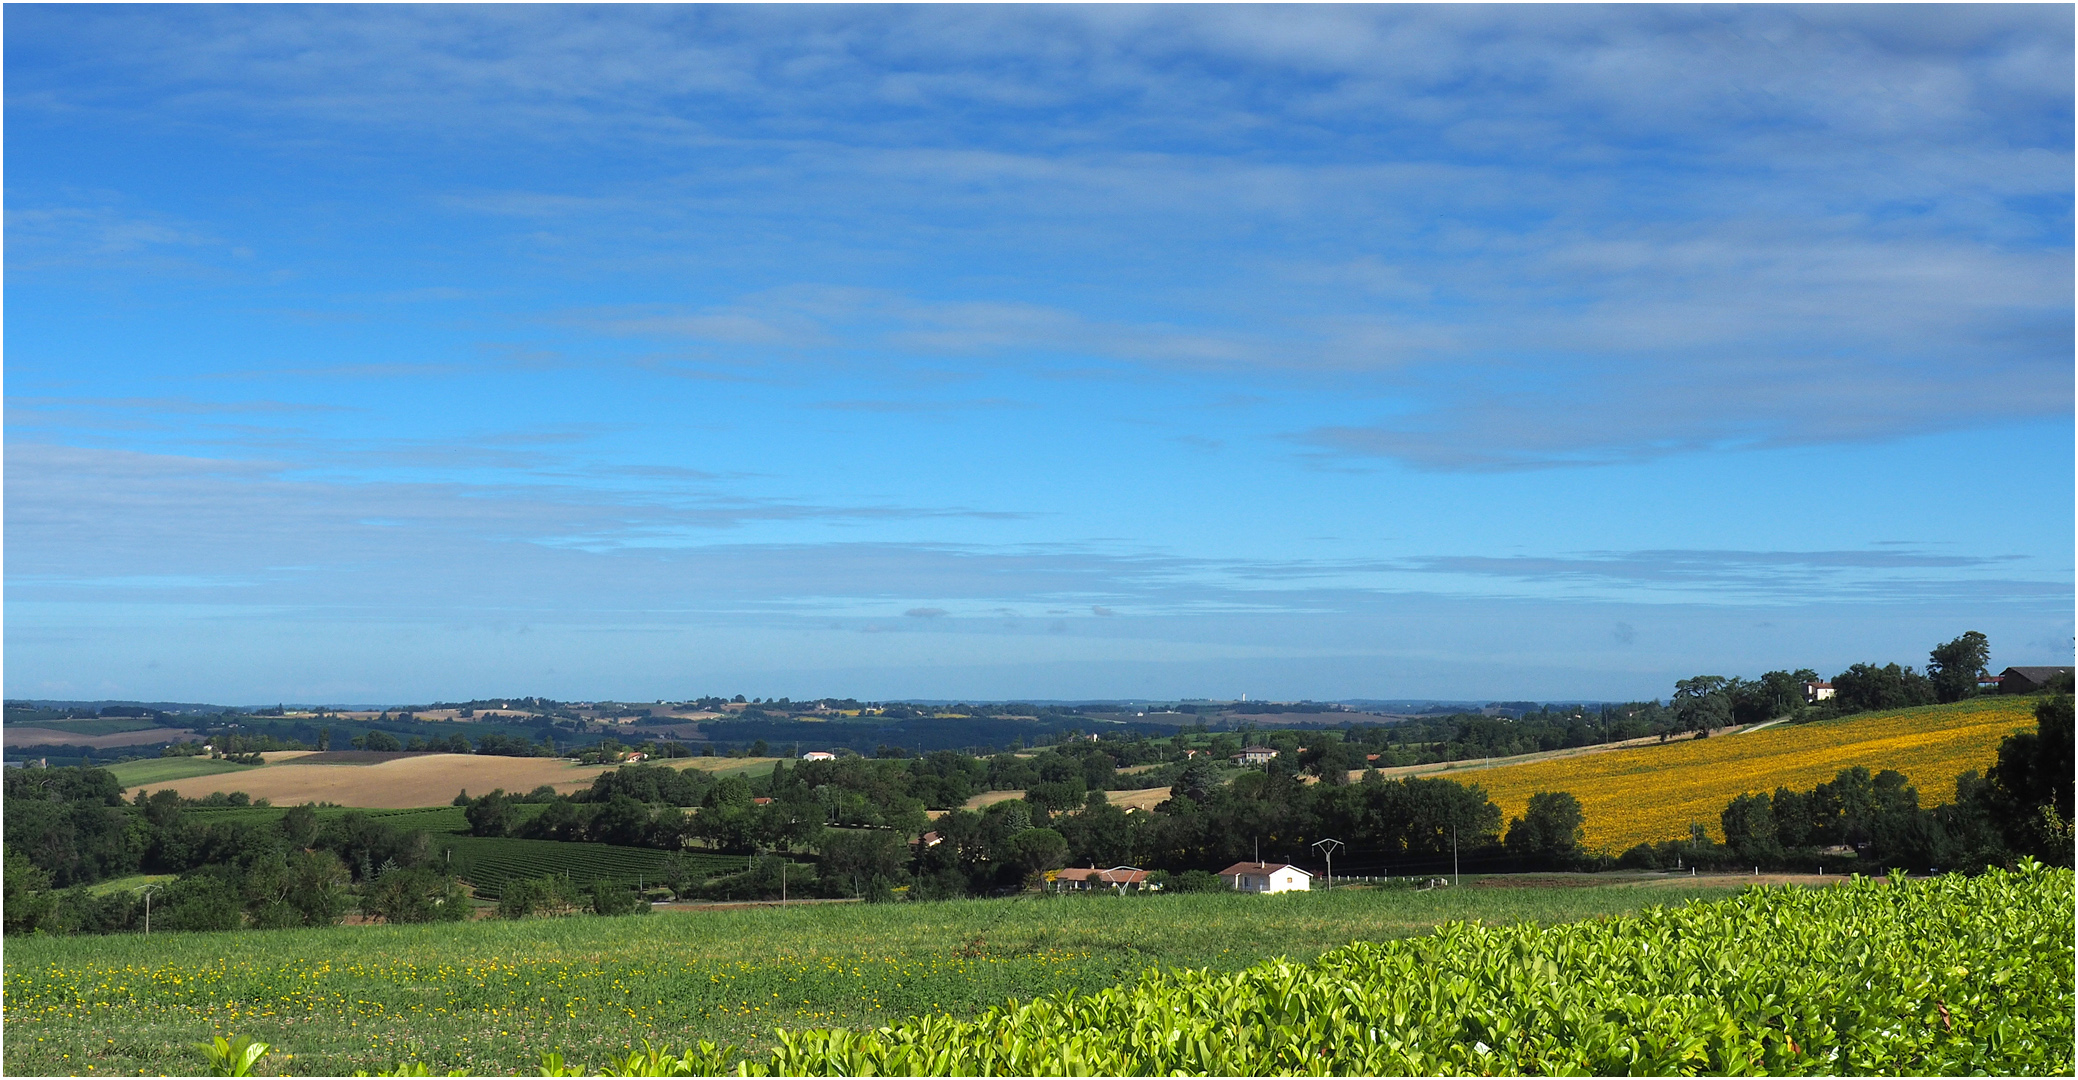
top-left (48, 866), bottom-right (2078, 1076)
top-left (740, 862), bottom-right (2073, 1076)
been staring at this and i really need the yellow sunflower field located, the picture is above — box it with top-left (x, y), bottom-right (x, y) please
top-left (1469, 696), bottom-right (2041, 853)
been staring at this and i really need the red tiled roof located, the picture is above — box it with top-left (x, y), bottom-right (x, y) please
top-left (1056, 866), bottom-right (1151, 885)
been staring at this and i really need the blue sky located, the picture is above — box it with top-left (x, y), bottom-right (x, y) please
top-left (5, 4), bottom-right (2071, 705)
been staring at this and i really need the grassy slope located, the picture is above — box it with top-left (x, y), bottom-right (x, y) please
top-left (104, 757), bottom-right (255, 787)
top-left (83, 874), bottom-right (178, 897)
top-left (169, 805), bottom-right (743, 895)
top-left (7, 717), bottom-right (171, 737)
top-left (3, 879), bottom-right (1754, 1076)
top-left (1464, 696), bottom-right (2038, 852)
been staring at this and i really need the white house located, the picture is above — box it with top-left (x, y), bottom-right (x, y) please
top-left (800, 751), bottom-right (836, 761)
top-left (1802, 680), bottom-right (1835, 703)
top-left (1232, 746), bottom-right (1279, 765)
top-left (1218, 861), bottom-right (1312, 893)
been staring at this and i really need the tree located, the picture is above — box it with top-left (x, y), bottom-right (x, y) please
top-left (1830, 663), bottom-right (1935, 714)
top-left (245, 849), bottom-right (351, 928)
top-left (1734, 670), bottom-right (1818, 725)
top-left (3, 852), bottom-right (60, 935)
top-left (1928, 631), bottom-right (1992, 704)
top-left (1006, 828), bottom-right (1070, 874)
top-left (818, 829), bottom-right (909, 897)
top-left (155, 873), bottom-right (244, 932)
top-left (1504, 791), bottom-right (1585, 867)
top-left (1672, 676), bottom-right (1734, 733)
top-left (1721, 792), bottom-right (1784, 866)
top-left (278, 803), bottom-right (320, 848)
top-left (464, 791), bottom-right (518, 837)
top-left (359, 867), bottom-right (470, 924)
top-left (587, 881), bottom-right (647, 916)
top-left (1984, 693), bottom-right (2075, 866)
top-left (591, 795), bottom-right (652, 848)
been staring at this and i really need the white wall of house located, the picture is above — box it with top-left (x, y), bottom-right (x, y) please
top-left (1222, 866), bottom-right (1311, 893)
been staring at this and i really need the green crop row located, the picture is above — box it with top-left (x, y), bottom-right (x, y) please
top-left (377, 862), bottom-right (2067, 1076)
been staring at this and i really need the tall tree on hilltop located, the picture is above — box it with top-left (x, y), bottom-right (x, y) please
top-left (1928, 631), bottom-right (1992, 704)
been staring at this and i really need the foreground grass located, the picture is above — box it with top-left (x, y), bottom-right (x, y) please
top-left (5, 879), bottom-right (1748, 1076)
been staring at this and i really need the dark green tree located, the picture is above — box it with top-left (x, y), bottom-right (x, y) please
top-left (3, 852), bottom-right (60, 935)
top-left (817, 828), bottom-right (910, 897)
top-left (1928, 631), bottom-right (1992, 704)
top-left (464, 790), bottom-right (519, 837)
top-left (1673, 676), bottom-right (1734, 733)
top-left (1984, 693), bottom-right (2075, 865)
top-left (1830, 663), bottom-right (1935, 714)
top-left (1504, 791), bottom-right (1585, 867)
top-left (359, 866), bottom-right (470, 924)
top-left (1006, 827), bottom-right (1070, 874)
top-left (1721, 792), bottom-right (1784, 866)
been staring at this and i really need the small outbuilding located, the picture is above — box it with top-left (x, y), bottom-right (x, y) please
top-left (1218, 861), bottom-right (1312, 893)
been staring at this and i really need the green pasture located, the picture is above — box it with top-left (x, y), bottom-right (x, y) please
top-left (84, 874), bottom-right (178, 898)
top-left (4, 880), bottom-right (1751, 1076)
top-left (8, 717), bottom-right (176, 737)
top-left (106, 757), bottom-right (254, 787)
top-left (441, 836), bottom-right (743, 898)
top-left (148, 804), bottom-right (744, 897)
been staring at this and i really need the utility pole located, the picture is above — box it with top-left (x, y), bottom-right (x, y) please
top-left (1452, 822), bottom-right (1460, 887)
top-left (135, 884), bottom-right (161, 936)
top-left (1311, 838), bottom-right (1343, 890)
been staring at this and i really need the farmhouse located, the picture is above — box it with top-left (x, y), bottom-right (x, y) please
top-left (1050, 866), bottom-right (1155, 893)
top-left (1802, 680), bottom-right (1835, 703)
top-left (1996, 667), bottom-right (2073, 694)
top-left (800, 751), bottom-right (836, 761)
top-left (1232, 745), bottom-right (1279, 765)
top-left (1219, 861), bottom-right (1311, 893)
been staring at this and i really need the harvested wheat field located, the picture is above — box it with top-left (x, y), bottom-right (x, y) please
top-left (122, 752), bottom-right (615, 807)
top-left (958, 789), bottom-right (1029, 812)
top-left (1105, 786), bottom-right (1175, 811)
top-left (1463, 697), bottom-right (2039, 853)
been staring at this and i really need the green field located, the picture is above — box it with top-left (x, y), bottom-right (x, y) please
top-left (442, 835), bottom-right (744, 898)
top-left (103, 757), bottom-right (255, 787)
top-left (2, 879), bottom-right (1752, 1076)
top-left (83, 874), bottom-right (178, 898)
top-left (8, 717), bottom-right (177, 737)
top-left (168, 804), bottom-right (745, 897)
